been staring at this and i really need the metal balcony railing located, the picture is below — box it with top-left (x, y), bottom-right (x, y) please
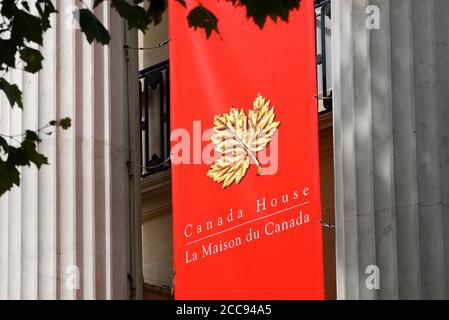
top-left (315, 0), bottom-right (332, 111)
top-left (139, 0), bottom-right (332, 178)
top-left (139, 60), bottom-right (171, 178)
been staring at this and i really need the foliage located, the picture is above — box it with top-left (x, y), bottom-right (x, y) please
top-left (0, 118), bottom-right (71, 194)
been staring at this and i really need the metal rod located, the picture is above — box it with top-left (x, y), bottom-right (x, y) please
top-left (160, 72), bottom-right (165, 162)
top-left (166, 66), bottom-right (171, 167)
top-left (139, 80), bottom-right (143, 174)
top-left (144, 77), bottom-right (150, 168)
top-left (320, 3), bottom-right (328, 99)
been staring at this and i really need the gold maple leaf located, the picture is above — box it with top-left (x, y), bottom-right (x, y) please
top-left (207, 94), bottom-right (281, 188)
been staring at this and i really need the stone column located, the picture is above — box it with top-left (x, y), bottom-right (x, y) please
top-left (0, 0), bottom-right (142, 299)
top-left (332, 0), bottom-right (449, 299)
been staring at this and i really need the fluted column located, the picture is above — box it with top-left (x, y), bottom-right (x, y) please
top-left (332, 0), bottom-right (449, 299)
top-left (0, 0), bottom-right (141, 299)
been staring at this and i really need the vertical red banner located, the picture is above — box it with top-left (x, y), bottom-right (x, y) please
top-left (169, 0), bottom-right (324, 299)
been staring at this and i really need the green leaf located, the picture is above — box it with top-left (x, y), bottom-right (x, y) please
top-left (1, 0), bottom-right (16, 19)
top-left (0, 127), bottom-right (51, 196)
top-left (111, 0), bottom-right (150, 31)
top-left (147, 0), bottom-right (166, 25)
top-left (21, 132), bottom-right (48, 168)
top-left (7, 145), bottom-right (30, 166)
top-left (20, 47), bottom-right (44, 73)
top-left (77, 8), bottom-right (111, 44)
top-left (0, 136), bottom-right (9, 153)
top-left (226, 0), bottom-right (301, 28)
top-left (48, 118), bottom-right (71, 129)
top-left (0, 160), bottom-right (20, 195)
top-left (35, 0), bottom-right (57, 31)
top-left (21, 1), bottom-right (31, 12)
top-left (175, 0), bottom-right (187, 8)
top-left (0, 39), bottom-right (18, 69)
top-left (0, 78), bottom-right (23, 109)
top-left (24, 130), bottom-right (41, 142)
top-left (11, 8), bottom-right (44, 45)
top-left (187, 5), bottom-right (219, 38)
top-left (59, 117), bottom-right (72, 130)
top-left (93, 0), bottom-right (105, 7)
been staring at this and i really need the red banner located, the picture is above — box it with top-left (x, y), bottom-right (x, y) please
top-left (169, 0), bottom-right (324, 299)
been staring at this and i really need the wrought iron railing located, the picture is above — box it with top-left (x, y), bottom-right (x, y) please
top-left (315, 0), bottom-right (332, 111)
top-left (139, 0), bottom-right (332, 177)
top-left (139, 60), bottom-right (171, 178)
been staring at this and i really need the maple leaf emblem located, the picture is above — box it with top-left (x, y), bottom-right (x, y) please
top-left (207, 94), bottom-right (281, 188)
